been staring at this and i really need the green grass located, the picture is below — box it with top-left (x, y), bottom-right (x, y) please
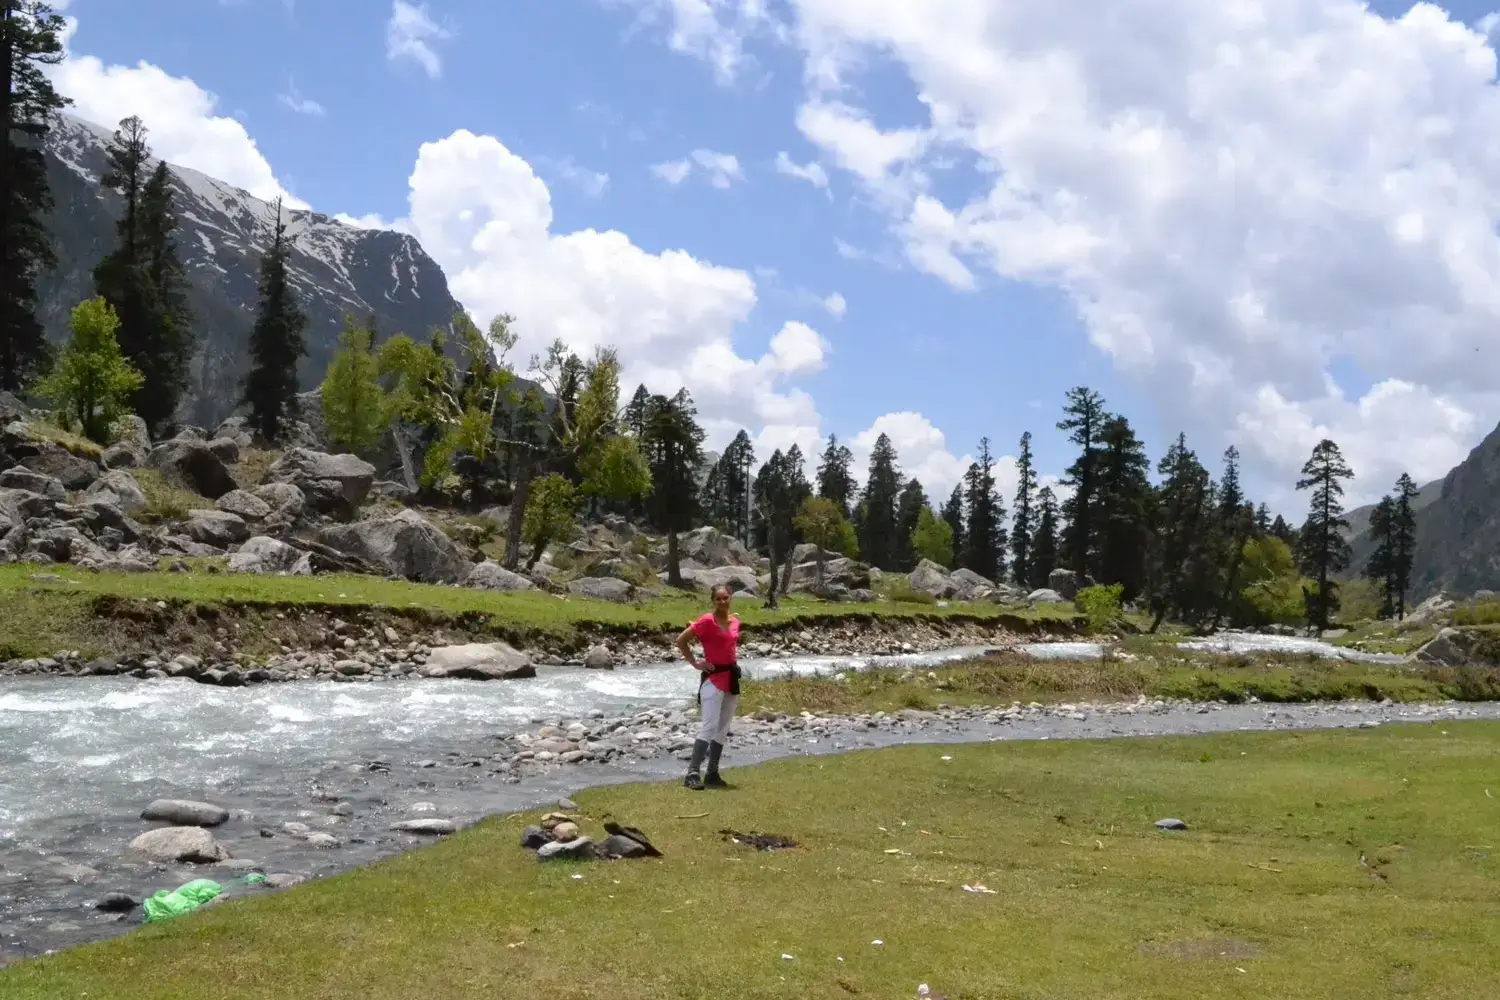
top-left (0, 564), bottom-right (1084, 660)
top-left (129, 467), bottom-right (216, 522)
top-left (1330, 619), bottom-right (1438, 656)
top-left (736, 654), bottom-right (1500, 716)
top-left (7, 724), bottom-right (1500, 999)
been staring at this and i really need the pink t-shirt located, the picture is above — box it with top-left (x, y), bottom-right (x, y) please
top-left (691, 613), bottom-right (740, 692)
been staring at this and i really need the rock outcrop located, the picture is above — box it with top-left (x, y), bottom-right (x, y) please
top-left (1406, 418), bottom-right (1500, 598)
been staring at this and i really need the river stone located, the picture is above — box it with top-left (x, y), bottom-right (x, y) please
top-left (390, 819), bottom-right (456, 835)
top-left (264, 874), bottom-right (305, 889)
top-left (304, 833), bottom-right (342, 849)
top-left (1155, 818), bottom-right (1188, 831)
top-left (550, 821), bottom-right (581, 842)
top-left (228, 535), bottom-right (310, 575)
top-left (421, 642), bottom-right (536, 681)
top-left (95, 892), bottom-right (138, 913)
top-left (520, 825), bottom-right (549, 849)
top-left (126, 826), bottom-right (231, 864)
top-left (465, 560), bottom-right (536, 592)
top-left (583, 644), bottom-right (615, 670)
top-left (536, 836), bottom-right (595, 862)
top-left (1028, 588), bottom-right (1068, 604)
top-left (141, 799), bottom-right (229, 827)
top-left (318, 509), bottom-right (470, 583)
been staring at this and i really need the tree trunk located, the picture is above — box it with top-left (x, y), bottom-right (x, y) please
top-left (503, 450), bottom-right (533, 571)
top-left (778, 545), bottom-right (794, 596)
top-left (763, 528), bottom-right (779, 610)
top-left (526, 533), bottom-right (548, 571)
top-left (391, 425), bottom-right (418, 493)
top-left (815, 549), bottom-right (825, 593)
top-left (666, 528), bottom-right (684, 588)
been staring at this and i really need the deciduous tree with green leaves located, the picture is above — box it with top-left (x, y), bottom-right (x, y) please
top-left (522, 472), bottom-right (578, 569)
top-left (321, 314), bottom-right (389, 457)
top-left (911, 505), bottom-right (955, 569)
top-left (793, 495), bottom-right (849, 591)
top-left (38, 297), bottom-right (142, 442)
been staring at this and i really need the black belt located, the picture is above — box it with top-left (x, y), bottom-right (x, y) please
top-left (697, 663), bottom-right (741, 702)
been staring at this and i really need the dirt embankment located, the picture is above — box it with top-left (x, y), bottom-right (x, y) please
top-left (1, 594), bottom-right (1085, 675)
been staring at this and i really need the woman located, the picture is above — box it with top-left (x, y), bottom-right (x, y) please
top-left (675, 583), bottom-right (741, 790)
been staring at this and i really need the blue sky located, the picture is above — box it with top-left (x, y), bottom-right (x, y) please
top-left (52, 0), bottom-right (1500, 512)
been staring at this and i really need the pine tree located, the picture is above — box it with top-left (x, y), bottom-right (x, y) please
top-left (1057, 387), bottom-right (1107, 577)
top-left (642, 388), bottom-right (705, 587)
top-left (755, 450), bottom-right (796, 606)
top-left (1010, 431), bottom-right (1037, 587)
top-left (1147, 434), bottom-right (1215, 630)
top-left (0, 1), bottom-right (69, 391)
top-left (1030, 485), bottom-right (1060, 589)
top-left (816, 433), bottom-right (855, 517)
top-left (858, 432), bottom-right (903, 570)
top-left (243, 197), bottom-right (308, 442)
top-left (1210, 446), bottom-right (1255, 629)
top-left (895, 478), bottom-right (929, 570)
top-left (623, 383), bottom-right (650, 440)
top-left (1295, 438), bottom-right (1355, 631)
top-left (774, 444), bottom-right (813, 594)
top-left (962, 438), bottom-right (1006, 581)
top-left (1390, 473), bottom-right (1419, 619)
top-left (1364, 494), bottom-right (1398, 619)
top-left (94, 118), bottom-right (194, 433)
top-left (1092, 415), bottom-right (1152, 600)
top-left (941, 484), bottom-right (965, 567)
top-left (718, 429), bottom-right (755, 543)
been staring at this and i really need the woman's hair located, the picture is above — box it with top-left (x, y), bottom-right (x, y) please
top-left (710, 583), bottom-right (734, 600)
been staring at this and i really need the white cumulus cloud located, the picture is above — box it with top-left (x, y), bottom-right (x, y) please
top-left (775, 150), bottom-right (829, 189)
top-left (653, 148), bottom-right (744, 188)
top-left (822, 292), bottom-right (846, 318)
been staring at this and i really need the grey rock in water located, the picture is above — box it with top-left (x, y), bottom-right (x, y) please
top-left (421, 642), bottom-right (536, 681)
top-left (583, 644), bottom-right (615, 670)
top-left (390, 819), bottom-right (457, 835)
top-left (140, 799), bottom-right (229, 828)
top-left (126, 826), bottom-right (231, 864)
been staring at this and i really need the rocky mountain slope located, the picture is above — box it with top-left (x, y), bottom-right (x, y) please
top-left (1402, 418), bottom-right (1500, 599)
top-left (35, 114), bottom-right (462, 428)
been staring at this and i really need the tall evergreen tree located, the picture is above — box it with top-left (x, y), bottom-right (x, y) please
top-left (1057, 386), bottom-right (1107, 577)
top-left (894, 478), bottom-right (929, 570)
top-left (1390, 473), bottom-right (1419, 620)
top-left (94, 118), bottom-right (194, 432)
top-left (1365, 494), bottom-right (1398, 620)
top-left (1092, 415), bottom-right (1153, 600)
top-left (243, 198), bottom-right (308, 442)
top-left (642, 388), bottom-right (705, 587)
top-left (816, 433), bottom-right (855, 517)
top-left (776, 444), bottom-right (813, 593)
top-left (623, 383), bottom-right (650, 440)
top-left (962, 438), bottom-right (1006, 581)
top-left (1147, 434), bottom-right (1215, 630)
top-left (1030, 485), bottom-right (1060, 589)
top-left (858, 433), bottom-right (903, 570)
top-left (1295, 438), bottom-right (1355, 631)
top-left (1210, 446), bottom-right (1255, 629)
top-left (0, 1), bottom-right (69, 391)
top-left (941, 484), bottom-right (965, 567)
top-left (719, 430), bottom-right (755, 543)
top-left (1010, 430), bottom-right (1037, 588)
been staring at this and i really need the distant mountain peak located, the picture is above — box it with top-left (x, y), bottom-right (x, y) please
top-left (37, 112), bottom-right (463, 428)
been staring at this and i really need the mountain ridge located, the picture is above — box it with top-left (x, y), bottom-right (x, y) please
top-left (35, 113), bottom-right (463, 428)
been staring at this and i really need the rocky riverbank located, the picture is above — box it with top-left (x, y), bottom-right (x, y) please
top-left (0, 613), bottom-right (1078, 683)
top-left (4, 691), bottom-right (1498, 966)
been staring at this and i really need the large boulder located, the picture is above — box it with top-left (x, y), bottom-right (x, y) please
top-left (950, 568), bottom-right (995, 600)
top-left (125, 826), bottom-right (231, 864)
top-left (665, 564), bottom-right (759, 594)
top-left (1048, 568), bottom-right (1091, 601)
top-left (909, 558), bottom-right (957, 599)
top-left (216, 489), bottom-right (271, 521)
top-left (185, 509), bottom-right (251, 549)
top-left (788, 556), bottom-right (870, 593)
top-left (1028, 588), bottom-right (1069, 604)
top-left (149, 439), bottom-right (237, 499)
top-left (1406, 593), bottom-right (1456, 627)
top-left (251, 482), bottom-right (306, 520)
top-left (465, 560), bottom-right (536, 591)
top-left (267, 449), bottom-right (375, 520)
top-left (567, 577), bottom-right (635, 602)
top-left (421, 642), bottom-right (537, 680)
top-left (19, 444), bottom-right (100, 490)
top-left (84, 469), bottom-right (148, 513)
top-left (228, 535), bottom-right (312, 575)
top-left (1412, 627), bottom-right (1500, 667)
top-left (678, 526), bottom-right (753, 568)
top-left (0, 466), bottom-right (65, 501)
top-left (318, 509), bottom-right (470, 583)
top-left (141, 799), bottom-right (229, 828)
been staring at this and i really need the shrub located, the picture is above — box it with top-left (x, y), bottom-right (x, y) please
top-left (1074, 584), bottom-right (1125, 632)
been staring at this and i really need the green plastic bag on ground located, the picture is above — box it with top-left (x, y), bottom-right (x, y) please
top-left (142, 878), bottom-right (223, 923)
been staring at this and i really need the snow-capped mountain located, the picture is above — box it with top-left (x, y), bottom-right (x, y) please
top-left (37, 113), bottom-right (462, 428)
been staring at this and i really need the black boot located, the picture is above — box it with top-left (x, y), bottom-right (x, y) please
top-left (684, 739), bottom-right (708, 790)
top-left (704, 741), bottom-right (729, 788)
